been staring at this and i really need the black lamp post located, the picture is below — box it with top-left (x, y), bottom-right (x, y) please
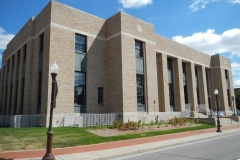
top-left (214, 89), bottom-right (221, 132)
top-left (232, 96), bottom-right (236, 116)
top-left (42, 62), bottom-right (58, 160)
top-left (208, 93), bottom-right (212, 117)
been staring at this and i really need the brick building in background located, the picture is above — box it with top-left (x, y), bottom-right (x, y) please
top-left (0, 1), bottom-right (236, 126)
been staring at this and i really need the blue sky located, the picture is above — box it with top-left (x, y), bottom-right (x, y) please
top-left (0, 0), bottom-right (240, 87)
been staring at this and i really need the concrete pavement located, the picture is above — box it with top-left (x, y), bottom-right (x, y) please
top-left (0, 125), bottom-right (240, 160)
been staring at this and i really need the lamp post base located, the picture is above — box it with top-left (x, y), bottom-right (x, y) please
top-left (216, 120), bottom-right (222, 132)
top-left (42, 154), bottom-right (55, 160)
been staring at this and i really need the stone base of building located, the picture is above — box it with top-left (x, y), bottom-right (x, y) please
top-left (122, 112), bottom-right (188, 123)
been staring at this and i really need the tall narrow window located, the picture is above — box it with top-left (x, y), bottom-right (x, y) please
top-left (98, 87), bottom-right (104, 105)
top-left (4, 86), bottom-right (8, 114)
top-left (75, 34), bottom-right (86, 53)
top-left (14, 81), bottom-right (18, 115)
top-left (22, 44), bottom-right (27, 77)
top-left (195, 66), bottom-right (200, 104)
top-left (20, 78), bottom-right (25, 115)
top-left (135, 40), bottom-right (145, 112)
top-left (225, 70), bottom-right (231, 106)
top-left (168, 58), bottom-right (175, 111)
top-left (75, 34), bottom-right (87, 113)
top-left (182, 62), bottom-right (188, 104)
top-left (36, 72), bottom-right (42, 114)
top-left (9, 84), bottom-right (13, 114)
top-left (11, 55), bottom-right (14, 82)
top-left (74, 72), bottom-right (86, 105)
top-left (23, 45), bottom-right (27, 62)
top-left (17, 50), bottom-right (20, 67)
top-left (38, 34), bottom-right (44, 70)
top-left (137, 74), bottom-right (145, 105)
top-left (135, 41), bottom-right (143, 58)
top-left (36, 34), bottom-right (44, 114)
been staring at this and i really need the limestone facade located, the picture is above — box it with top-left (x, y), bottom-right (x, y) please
top-left (0, 1), bottom-right (235, 124)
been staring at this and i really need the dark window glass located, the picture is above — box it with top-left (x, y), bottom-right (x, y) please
top-left (225, 70), bottom-right (230, 106)
top-left (39, 34), bottom-right (44, 53)
top-left (98, 87), bottom-right (104, 105)
top-left (38, 34), bottom-right (44, 71)
top-left (23, 44), bottom-right (27, 62)
top-left (195, 66), bottom-right (200, 104)
top-left (182, 62), bottom-right (188, 103)
top-left (9, 84), bottom-right (13, 114)
top-left (7, 59), bottom-right (10, 73)
top-left (135, 40), bottom-right (143, 58)
top-left (4, 86), bottom-right (8, 114)
top-left (75, 34), bottom-right (86, 53)
top-left (20, 78), bottom-right (25, 114)
top-left (74, 72), bottom-right (86, 106)
top-left (136, 74), bottom-right (144, 104)
top-left (169, 83), bottom-right (175, 108)
top-left (14, 81), bottom-right (18, 115)
top-left (37, 72), bottom-right (42, 114)
top-left (12, 55), bottom-right (15, 69)
top-left (168, 58), bottom-right (175, 110)
top-left (17, 50), bottom-right (20, 66)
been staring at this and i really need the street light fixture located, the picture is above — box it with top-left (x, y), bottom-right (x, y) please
top-left (214, 89), bottom-right (221, 132)
top-left (42, 62), bottom-right (59, 160)
top-left (232, 96), bottom-right (236, 116)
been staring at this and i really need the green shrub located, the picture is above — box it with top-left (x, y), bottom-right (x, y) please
top-left (168, 117), bottom-right (188, 126)
top-left (112, 120), bottom-right (141, 131)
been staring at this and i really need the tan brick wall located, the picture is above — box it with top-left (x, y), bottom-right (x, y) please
top-left (51, 1), bottom-right (106, 38)
top-left (86, 37), bottom-right (107, 113)
top-left (144, 43), bottom-right (159, 113)
top-left (0, 0), bottom-right (235, 121)
top-left (48, 27), bottom-right (75, 114)
top-left (121, 35), bottom-right (137, 112)
top-left (156, 53), bottom-right (170, 112)
top-left (173, 58), bottom-right (185, 112)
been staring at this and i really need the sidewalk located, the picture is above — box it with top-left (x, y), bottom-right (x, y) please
top-left (0, 125), bottom-right (240, 160)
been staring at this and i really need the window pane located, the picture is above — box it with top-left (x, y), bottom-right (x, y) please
top-left (136, 75), bottom-right (144, 105)
top-left (135, 41), bottom-right (143, 57)
top-left (75, 34), bottom-right (86, 53)
top-left (74, 72), bottom-right (86, 106)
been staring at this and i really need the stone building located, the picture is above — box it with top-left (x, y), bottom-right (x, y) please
top-left (0, 1), bottom-right (236, 126)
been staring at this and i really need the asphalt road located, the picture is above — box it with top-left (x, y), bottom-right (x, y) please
top-left (112, 132), bottom-right (240, 160)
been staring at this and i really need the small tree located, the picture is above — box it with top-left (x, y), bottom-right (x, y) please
top-left (235, 90), bottom-right (240, 110)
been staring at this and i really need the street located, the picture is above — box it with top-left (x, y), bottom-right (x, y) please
top-left (111, 132), bottom-right (240, 160)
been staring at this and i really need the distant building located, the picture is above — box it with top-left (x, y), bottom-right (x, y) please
top-left (0, 1), bottom-right (236, 126)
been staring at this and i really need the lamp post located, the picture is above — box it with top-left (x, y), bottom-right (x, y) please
top-left (232, 96), bottom-right (236, 116)
top-left (214, 89), bottom-right (221, 132)
top-left (208, 93), bottom-right (212, 117)
top-left (42, 62), bottom-right (58, 160)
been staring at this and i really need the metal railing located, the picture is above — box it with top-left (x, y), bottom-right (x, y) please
top-left (81, 113), bottom-right (120, 127)
top-left (0, 113), bottom-right (120, 128)
top-left (0, 114), bottom-right (46, 128)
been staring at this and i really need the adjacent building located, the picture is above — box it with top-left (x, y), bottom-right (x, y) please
top-left (0, 1), bottom-right (236, 126)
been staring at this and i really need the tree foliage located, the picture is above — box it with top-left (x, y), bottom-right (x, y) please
top-left (235, 90), bottom-right (240, 110)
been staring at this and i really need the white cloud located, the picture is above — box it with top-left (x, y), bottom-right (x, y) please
top-left (234, 80), bottom-right (240, 88)
top-left (189, 0), bottom-right (217, 12)
top-left (232, 62), bottom-right (240, 88)
top-left (229, 0), bottom-right (240, 4)
top-left (172, 28), bottom-right (240, 56)
top-left (0, 27), bottom-right (14, 50)
top-left (173, 28), bottom-right (240, 88)
top-left (119, 0), bottom-right (153, 9)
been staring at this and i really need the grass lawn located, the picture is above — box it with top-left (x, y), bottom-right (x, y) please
top-left (0, 123), bottom-right (215, 152)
